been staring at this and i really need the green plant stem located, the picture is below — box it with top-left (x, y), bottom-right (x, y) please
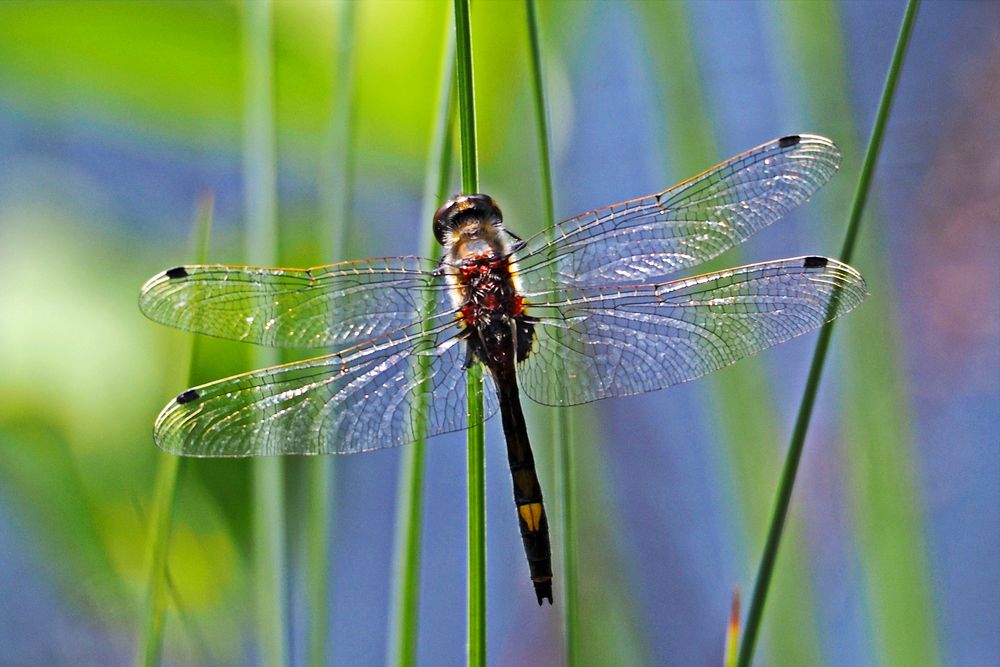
top-left (306, 4), bottom-right (358, 666)
top-left (637, 5), bottom-right (823, 660)
top-left (525, 0), bottom-right (554, 229)
top-left (387, 11), bottom-right (455, 666)
top-left (136, 194), bottom-right (213, 667)
top-left (523, 0), bottom-right (577, 661)
top-left (454, 0), bottom-right (478, 193)
top-left (736, 2), bottom-right (920, 665)
top-left (242, 1), bottom-right (288, 665)
top-left (321, 0), bottom-right (358, 263)
top-left (453, 0), bottom-right (485, 664)
top-left (139, 456), bottom-right (181, 667)
top-left (304, 461), bottom-right (331, 667)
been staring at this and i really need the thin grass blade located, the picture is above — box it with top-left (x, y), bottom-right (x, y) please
top-left (736, 2), bottom-right (922, 665)
top-left (306, 3), bottom-right (359, 665)
top-left (635, 2), bottom-right (822, 662)
top-left (453, 0), bottom-right (486, 663)
top-left (387, 8), bottom-right (456, 666)
top-left (136, 193), bottom-right (214, 667)
top-left (242, 1), bottom-right (288, 664)
top-left (523, 0), bottom-right (577, 661)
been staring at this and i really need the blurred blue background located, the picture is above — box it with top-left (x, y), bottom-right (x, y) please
top-left (0, 1), bottom-right (997, 665)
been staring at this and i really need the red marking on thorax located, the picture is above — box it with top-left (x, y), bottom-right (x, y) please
top-left (458, 256), bottom-right (504, 281)
top-left (456, 255), bottom-right (522, 326)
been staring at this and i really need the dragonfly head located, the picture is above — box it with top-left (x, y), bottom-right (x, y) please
top-left (433, 194), bottom-right (505, 256)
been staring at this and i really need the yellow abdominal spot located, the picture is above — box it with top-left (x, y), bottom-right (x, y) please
top-left (518, 502), bottom-right (544, 532)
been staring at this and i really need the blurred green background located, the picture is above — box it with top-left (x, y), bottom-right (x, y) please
top-left (0, 1), bottom-right (997, 665)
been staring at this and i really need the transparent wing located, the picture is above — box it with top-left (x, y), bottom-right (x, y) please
top-left (517, 256), bottom-right (866, 407)
top-left (154, 321), bottom-right (498, 456)
top-left (139, 256), bottom-right (451, 349)
top-left (516, 135), bottom-right (841, 290)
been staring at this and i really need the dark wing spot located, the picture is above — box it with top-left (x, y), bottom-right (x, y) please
top-left (803, 256), bottom-right (828, 268)
top-left (778, 135), bottom-right (801, 148)
top-left (165, 266), bottom-right (189, 279)
top-left (176, 389), bottom-right (200, 404)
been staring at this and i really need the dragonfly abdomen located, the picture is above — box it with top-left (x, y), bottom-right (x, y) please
top-left (493, 360), bottom-right (553, 605)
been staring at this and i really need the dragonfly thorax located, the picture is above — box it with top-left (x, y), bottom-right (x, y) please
top-left (433, 194), bottom-right (534, 367)
top-left (457, 252), bottom-right (534, 369)
top-left (456, 255), bottom-right (525, 325)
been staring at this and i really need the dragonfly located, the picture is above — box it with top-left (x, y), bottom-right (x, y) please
top-left (140, 134), bottom-right (867, 606)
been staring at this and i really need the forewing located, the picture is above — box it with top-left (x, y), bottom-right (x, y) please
top-left (139, 256), bottom-right (451, 348)
top-left (154, 322), bottom-right (497, 456)
top-left (518, 257), bottom-right (866, 406)
top-left (516, 135), bottom-right (841, 290)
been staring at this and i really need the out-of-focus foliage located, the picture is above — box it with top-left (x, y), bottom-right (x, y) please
top-left (0, 1), bottom-right (996, 665)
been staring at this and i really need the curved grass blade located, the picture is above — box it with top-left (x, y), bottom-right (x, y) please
top-left (136, 194), bottom-right (214, 667)
top-left (387, 8), bottom-right (455, 666)
top-left (523, 0), bottom-right (577, 660)
top-left (636, 2), bottom-right (822, 662)
top-left (781, 2), bottom-right (938, 662)
top-left (736, 2), bottom-right (922, 665)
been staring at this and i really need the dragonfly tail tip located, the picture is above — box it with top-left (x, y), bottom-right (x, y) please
top-left (533, 579), bottom-right (553, 606)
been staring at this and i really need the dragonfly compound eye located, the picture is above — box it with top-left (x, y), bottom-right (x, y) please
top-left (433, 193), bottom-right (503, 246)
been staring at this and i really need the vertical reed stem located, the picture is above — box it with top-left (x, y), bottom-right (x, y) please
top-left (307, 3), bottom-right (358, 665)
top-left (453, 0), bottom-right (485, 664)
top-left (524, 0), bottom-right (577, 661)
top-left (387, 8), bottom-right (456, 665)
top-left (242, 1), bottom-right (288, 665)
